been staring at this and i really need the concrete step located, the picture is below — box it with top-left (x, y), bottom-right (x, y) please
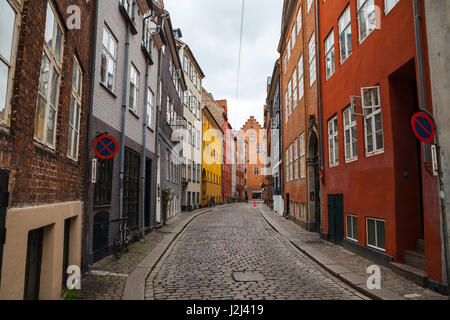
top-left (404, 249), bottom-right (426, 270)
top-left (416, 239), bottom-right (425, 252)
top-left (389, 262), bottom-right (427, 287)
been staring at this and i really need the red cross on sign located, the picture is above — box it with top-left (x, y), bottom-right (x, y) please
top-left (93, 135), bottom-right (119, 160)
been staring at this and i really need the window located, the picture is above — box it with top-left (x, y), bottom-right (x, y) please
top-left (325, 31), bottom-right (335, 79)
top-left (94, 159), bottom-right (113, 206)
top-left (287, 78), bottom-right (292, 116)
top-left (357, 0), bottom-right (376, 43)
top-left (296, 6), bottom-right (302, 35)
top-left (367, 218), bottom-right (385, 251)
top-left (284, 54), bottom-right (288, 73)
top-left (298, 55), bottom-right (304, 101)
top-left (183, 54), bottom-right (188, 73)
top-left (385, 0), bottom-right (400, 14)
top-left (256, 145), bottom-right (262, 153)
top-left (301, 203), bottom-right (306, 219)
top-left (284, 92), bottom-right (288, 123)
top-left (285, 149), bottom-right (289, 182)
top-left (289, 144), bottom-right (294, 181)
top-left (253, 167), bottom-right (259, 175)
top-left (129, 66), bottom-right (139, 114)
top-left (294, 138), bottom-right (299, 180)
top-left (292, 68), bottom-right (298, 109)
top-left (339, 6), bottom-right (352, 63)
top-left (291, 26), bottom-right (296, 48)
top-left (0, 0), bottom-right (19, 126)
top-left (101, 27), bottom-right (117, 91)
top-left (300, 133), bottom-right (306, 178)
top-left (362, 87), bottom-right (383, 155)
top-left (307, 0), bottom-right (313, 13)
top-left (68, 58), bottom-right (82, 160)
top-left (34, 2), bottom-right (64, 148)
top-left (124, 148), bottom-right (140, 229)
top-left (308, 33), bottom-right (316, 86)
top-left (249, 134), bottom-right (255, 142)
top-left (343, 107), bottom-right (358, 162)
top-left (147, 89), bottom-right (154, 127)
top-left (346, 214), bottom-right (358, 241)
top-left (328, 116), bottom-right (339, 167)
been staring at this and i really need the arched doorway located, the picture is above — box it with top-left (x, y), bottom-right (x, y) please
top-left (307, 130), bottom-right (321, 233)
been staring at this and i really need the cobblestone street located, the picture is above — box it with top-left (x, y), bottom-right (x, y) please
top-left (145, 203), bottom-right (367, 300)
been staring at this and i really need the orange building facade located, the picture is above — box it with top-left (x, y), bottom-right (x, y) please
top-left (318, 0), bottom-right (444, 287)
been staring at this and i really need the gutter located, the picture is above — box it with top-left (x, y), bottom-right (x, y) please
top-left (412, 0), bottom-right (450, 293)
top-left (119, 20), bottom-right (131, 222)
top-left (315, 0), bottom-right (324, 172)
top-left (82, 0), bottom-right (99, 272)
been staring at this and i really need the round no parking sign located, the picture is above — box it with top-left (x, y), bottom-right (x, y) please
top-left (411, 112), bottom-right (435, 143)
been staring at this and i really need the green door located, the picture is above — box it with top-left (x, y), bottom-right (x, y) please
top-left (328, 194), bottom-right (344, 244)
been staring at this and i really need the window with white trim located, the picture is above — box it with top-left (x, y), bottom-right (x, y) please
top-left (301, 203), bottom-right (306, 219)
top-left (34, 2), bottom-right (64, 148)
top-left (367, 217), bottom-right (385, 250)
top-left (101, 27), bottom-right (117, 91)
top-left (346, 214), bottom-right (358, 241)
top-left (325, 30), bottom-right (335, 79)
top-left (68, 57), bottom-right (82, 160)
top-left (298, 55), bottom-right (304, 101)
top-left (147, 88), bottom-right (154, 128)
top-left (385, 0), bottom-right (400, 14)
top-left (129, 65), bottom-right (139, 114)
top-left (291, 26), bottom-right (296, 49)
top-left (300, 132), bottom-right (306, 178)
top-left (362, 86), bottom-right (383, 155)
top-left (296, 6), bottom-right (302, 35)
top-left (284, 54), bottom-right (288, 73)
top-left (288, 78), bottom-right (292, 117)
top-left (253, 166), bottom-right (259, 175)
top-left (357, 0), bottom-right (376, 43)
top-left (308, 33), bottom-right (316, 87)
top-left (0, 0), bottom-right (20, 126)
top-left (292, 68), bottom-right (298, 109)
top-left (284, 91), bottom-right (288, 123)
top-left (285, 149), bottom-right (290, 182)
top-left (294, 138), bottom-right (299, 180)
top-left (339, 6), bottom-right (352, 63)
top-left (328, 116), bottom-right (339, 167)
top-left (289, 144), bottom-right (294, 181)
top-left (307, 0), bottom-right (313, 13)
top-left (343, 106), bottom-right (358, 161)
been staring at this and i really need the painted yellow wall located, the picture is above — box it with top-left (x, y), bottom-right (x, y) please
top-left (201, 110), bottom-right (223, 206)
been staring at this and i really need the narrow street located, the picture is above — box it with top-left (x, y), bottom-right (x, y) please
top-left (144, 203), bottom-right (367, 300)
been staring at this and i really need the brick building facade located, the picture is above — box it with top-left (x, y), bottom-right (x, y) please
top-left (0, 0), bottom-right (94, 299)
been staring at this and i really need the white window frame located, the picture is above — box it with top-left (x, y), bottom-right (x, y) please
top-left (328, 116), bottom-right (339, 167)
top-left (307, 0), bottom-right (313, 13)
top-left (289, 144), bottom-right (294, 181)
top-left (325, 30), bottom-right (335, 80)
top-left (146, 88), bottom-right (154, 128)
top-left (101, 26), bottom-right (117, 91)
top-left (362, 86), bottom-right (384, 156)
top-left (343, 106), bottom-right (358, 162)
top-left (129, 65), bottom-right (139, 114)
top-left (384, 0), bottom-right (400, 15)
top-left (34, 1), bottom-right (64, 149)
top-left (292, 68), bottom-right (298, 109)
top-left (296, 6), bottom-right (302, 35)
top-left (346, 214), bottom-right (358, 242)
top-left (300, 132), bottom-right (306, 178)
top-left (294, 138), bottom-right (299, 180)
top-left (308, 33), bottom-right (316, 87)
top-left (339, 6), bottom-right (352, 64)
top-left (291, 26), bottom-right (296, 49)
top-left (285, 149), bottom-right (290, 182)
top-left (253, 166), bottom-right (259, 175)
top-left (366, 217), bottom-right (386, 251)
top-left (357, 0), bottom-right (376, 44)
top-left (0, 0), bottom-right (21, 127)
top-left (68, 57), bottom-right (82, 161)
top-left (298, 55), bottom-right (304, 101)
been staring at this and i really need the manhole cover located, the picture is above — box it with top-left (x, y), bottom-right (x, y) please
top-left (233, 272), bottom-right (265, 282)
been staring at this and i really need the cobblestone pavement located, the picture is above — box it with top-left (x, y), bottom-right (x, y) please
top-left (259, 205), bottom-right (448, 300)
top-left (145, 203), bottom-right (368, 300)
top-left (76, 209), bottom-right (203, 300)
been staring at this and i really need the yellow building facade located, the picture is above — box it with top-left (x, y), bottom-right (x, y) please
top-left (201, 106), bottom-right (223, 206)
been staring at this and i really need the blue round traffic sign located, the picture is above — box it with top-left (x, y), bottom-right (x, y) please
top-left (94, 135), bottom-right (119, 160)
top-left (411, 112), bottom-right (435, 143)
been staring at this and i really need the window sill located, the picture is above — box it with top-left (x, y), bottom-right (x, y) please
top-left (100, 82), bottom-right (117, 98)
top-left (346, 237), bottom-right (358, 243)
top-left (367, 244), bottom-right (386, 253)
top-left (365, 149), bottom-right (384, 158)
top-left (33, 140), bottom-right (57, 157)
top-left (93, 204), bottom-right (112, 209)
top-left (345, 157), bottom-right (358, 164)
top-left (129, 109), bottom-right (140, 119)
top-left (329, 163), bottom-right (339, 168)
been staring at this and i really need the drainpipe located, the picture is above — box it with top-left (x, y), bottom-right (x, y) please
top-left (140, 51), bottom-right (150, 240)
top-left (82, 0), bottom-right (99, 273)
top-left (315, 0), bottom-right (324, 172)
top-left (412, 0), bottom-right (450, 292)
top-left (119, 25), bottom-right (131, 221)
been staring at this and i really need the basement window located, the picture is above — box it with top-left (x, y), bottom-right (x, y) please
top-left (346, 214), bottom-right (358, 242)
top-left (366, 217), bottom-right (385, 251)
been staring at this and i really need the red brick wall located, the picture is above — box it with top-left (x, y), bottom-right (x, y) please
top-left (4, 0), bottom-right (94, 207)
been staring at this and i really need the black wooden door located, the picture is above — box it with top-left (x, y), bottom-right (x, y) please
top-left (0, 170), bottom-right (9, 286)
top-left (24, 228), bottom-right (43, 300)
top-left (93, 211), bottom-right (109, 262)
top-left (328, 194), bottom-right (344, 244)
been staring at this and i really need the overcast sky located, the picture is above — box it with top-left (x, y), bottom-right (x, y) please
top-left (164, 0), bottom-right (282, 131)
